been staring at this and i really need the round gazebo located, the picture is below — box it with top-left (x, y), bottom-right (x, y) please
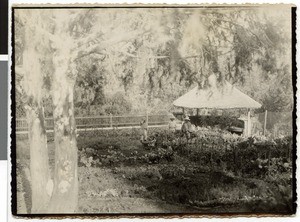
top-left (173, 75), bottom-right (262, 137)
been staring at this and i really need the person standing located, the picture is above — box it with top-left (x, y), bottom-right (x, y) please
top-left (168, 115), bottom-right (177, 133)
top-left (181, 116), bottom-right (192, 142)
top-left (140, 119), bottom-right (148, 141)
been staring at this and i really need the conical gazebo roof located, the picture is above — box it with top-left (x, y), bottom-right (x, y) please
top-left (173, 76), bottom-right (261, 109)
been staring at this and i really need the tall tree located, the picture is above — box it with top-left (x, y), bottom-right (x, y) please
top-left (18, 8), bottom-right (157, 213)
top-left (15, 10), bottom-right (52, 213)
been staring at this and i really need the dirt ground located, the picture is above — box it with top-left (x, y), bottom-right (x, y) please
top-left (16, 138), bottom-right (199, 214)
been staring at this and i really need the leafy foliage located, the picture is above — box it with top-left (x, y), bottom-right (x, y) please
top-left (15, 7), bottom-right (293, 117)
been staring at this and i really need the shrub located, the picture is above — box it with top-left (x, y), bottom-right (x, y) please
top-left (147, 129), bottom-right (292, 179)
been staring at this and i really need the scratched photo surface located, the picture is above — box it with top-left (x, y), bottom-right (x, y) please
top-left (13, 5), bottom-right (295, 215)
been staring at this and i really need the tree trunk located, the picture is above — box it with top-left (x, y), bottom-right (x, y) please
top-left (47, 46), bottom-right (78, 213)
top-left (48, 87), bottom-right (78, 213)
top-left (26, 106), bottom-right (51, 213)
top-left (22, 23), bottom-right (51, 213)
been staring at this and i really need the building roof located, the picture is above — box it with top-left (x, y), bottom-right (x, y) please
top-left (173, 75), bottom-right (262, 109)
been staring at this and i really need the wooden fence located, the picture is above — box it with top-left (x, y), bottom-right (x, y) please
top-left (16, 114), bottom-right (170, 132)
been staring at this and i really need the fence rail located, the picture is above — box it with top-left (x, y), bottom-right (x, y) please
top-left (16, 114), bottom-right (170, 132)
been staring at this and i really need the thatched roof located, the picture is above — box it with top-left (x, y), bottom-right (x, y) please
top-left (173, 76), bottom-right (262, 109)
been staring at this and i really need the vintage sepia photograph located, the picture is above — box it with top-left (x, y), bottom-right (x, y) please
top-left (12, 5), bottom-right (296, 216)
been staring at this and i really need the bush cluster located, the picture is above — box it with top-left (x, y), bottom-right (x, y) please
top-left (79, 127), bottom-right (293, 180)
top-left (154, 129), bottom-right (293, 179)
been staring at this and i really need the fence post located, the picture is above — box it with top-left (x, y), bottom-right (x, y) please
top-left (263, 110), bottom-right (268, 136)
top-left (110, 113), bottom-right (113, 128)
top-left (146, 110), bottom-right (149, 126)
top-left (268, 146), bottom-right (271, 176)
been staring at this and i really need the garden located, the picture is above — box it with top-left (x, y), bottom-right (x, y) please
top-left (16, 126), bottom-right (294, 214)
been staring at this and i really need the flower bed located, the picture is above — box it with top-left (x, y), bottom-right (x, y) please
top-left (76, 127), bottom-right (293, 213)
top-left (78, 127), bottom-right (293, 183)
top-left (148, 128), bottom-right (293, 179)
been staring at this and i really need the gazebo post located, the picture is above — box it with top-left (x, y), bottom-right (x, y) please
top-left (247, 109), bottom-right (251, 137)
